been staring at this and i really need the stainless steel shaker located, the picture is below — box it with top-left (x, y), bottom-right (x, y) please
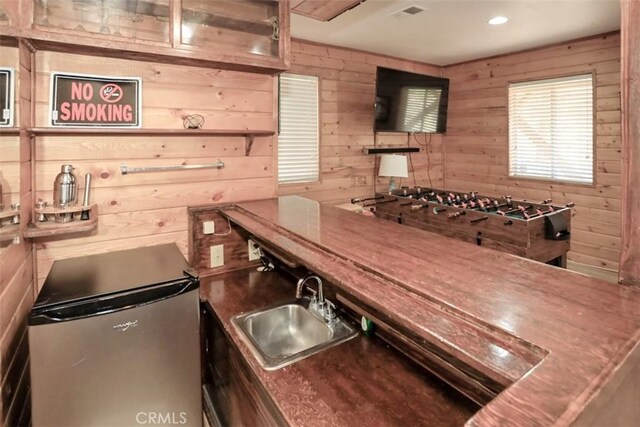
top-left (53, 164), bottom-right (77, 223)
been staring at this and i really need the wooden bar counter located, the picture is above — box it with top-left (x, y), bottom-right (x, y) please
top-left (200, 269), bottom-right (480, 426)
top-left (194, 196), bottom-right (640, 426)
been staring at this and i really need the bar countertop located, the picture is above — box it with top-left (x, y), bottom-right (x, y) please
top-left (215, 196), bottom-right (640, 426)
top-left (200, 269), bottom-right (479, 426)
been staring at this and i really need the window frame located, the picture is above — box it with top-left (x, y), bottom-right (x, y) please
top-left (506, 70), bottom-right (597, 188)
top-left (277, 72), bottom-right (322, 187)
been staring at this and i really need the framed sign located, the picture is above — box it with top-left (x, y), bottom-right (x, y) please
top-left (0, 67), bottom-right (14, 127)
top-left (49, 72), bottom-right (142, 128)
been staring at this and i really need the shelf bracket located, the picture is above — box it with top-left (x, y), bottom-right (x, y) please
top-left (245, 134), bottom-right (255, 156)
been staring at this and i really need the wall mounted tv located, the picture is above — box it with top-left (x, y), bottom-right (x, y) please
top-left (374, 67), bottom-right (449, 133)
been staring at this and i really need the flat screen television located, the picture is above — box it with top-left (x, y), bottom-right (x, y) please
top-left (374, 67), bottom-right (449, 133)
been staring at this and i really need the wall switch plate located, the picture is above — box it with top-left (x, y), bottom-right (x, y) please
top-left (203, 221), bottom-right (215, 235)
top-left (210, 244), bottom-right (224, 268)
top-left (248, 239), bottom-right (261, 261)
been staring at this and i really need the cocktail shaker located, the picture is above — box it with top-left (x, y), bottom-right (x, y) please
top-left (53, 164), bottom-right (77, 223)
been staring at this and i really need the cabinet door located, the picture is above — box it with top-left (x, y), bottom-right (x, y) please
top-left (32, 0), bottom-right (171, 44)
top-left (201, 303), bottom-right (286, 427)
top-left (180, 0), bottom-right (280, 59)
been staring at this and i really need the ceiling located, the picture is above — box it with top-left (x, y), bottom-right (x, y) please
top-left (290, 0), bottom-right (621, 65)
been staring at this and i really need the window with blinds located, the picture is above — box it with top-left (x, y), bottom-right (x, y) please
top-left (278, 73), bottom-right (319, 184)
top-left (508, 74), bottom-right (594, 184)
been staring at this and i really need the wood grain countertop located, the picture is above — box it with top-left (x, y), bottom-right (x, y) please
top-left (200, 268), bottom-right (479, 426)
top-left (213, 196), bottom-right (640, 426)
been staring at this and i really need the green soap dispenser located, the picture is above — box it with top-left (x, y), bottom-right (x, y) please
top-left (361, 316), bottom-right (376, 337)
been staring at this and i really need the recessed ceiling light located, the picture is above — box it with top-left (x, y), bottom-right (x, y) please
top-left (488, 16), bottom-right (509, 25)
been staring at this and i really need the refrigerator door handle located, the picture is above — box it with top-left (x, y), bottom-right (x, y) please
top-left (30, 279), bottom-right (199, 325)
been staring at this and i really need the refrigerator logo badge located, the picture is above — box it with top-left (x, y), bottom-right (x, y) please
top-left (113, 320), bottom-right (138, 332)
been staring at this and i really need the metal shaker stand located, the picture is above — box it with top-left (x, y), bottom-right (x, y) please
top-left (33, 202), bottom-right (97, 224)
top-left (0, 204), bottom-right (20, 225)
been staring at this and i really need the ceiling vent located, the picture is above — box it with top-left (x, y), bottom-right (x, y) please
top-left (389, 5), bottom-right (426, 20)
top-left (402, 6), bottom-right (425, 15)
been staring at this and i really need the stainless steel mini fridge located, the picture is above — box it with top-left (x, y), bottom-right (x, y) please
top-left (28, 244), bottom-right (202, 427)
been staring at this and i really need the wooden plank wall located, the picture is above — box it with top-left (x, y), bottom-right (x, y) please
top-left (0, 42), bottom-right (34, 426)
top-left (443, 33), bottom-right (622, 272)
top-left (278, 40), bottom-right (445, 204)
top-left (620, 1), bottom-right (640, 286)
top-left (0, 45), bottom-right (19, 215)
top-left (33, 51), bottom-right (277, 286)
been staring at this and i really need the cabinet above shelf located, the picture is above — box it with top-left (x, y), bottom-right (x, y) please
top-left (1, 0), bottom-right (291, 74)
top-left (27, 128), bottom-right (275, 155)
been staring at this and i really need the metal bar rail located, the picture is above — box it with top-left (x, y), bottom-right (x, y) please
top-left (120, 160), bottom-right (225, 175)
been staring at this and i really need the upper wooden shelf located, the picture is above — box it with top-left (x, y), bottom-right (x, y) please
top-left (27, 127), bottom-right (274, 136)
top-left (27, 128), bottom-right (275, 155)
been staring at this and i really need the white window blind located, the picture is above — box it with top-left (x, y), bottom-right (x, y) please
top-left (508, 74), bottom-right (594, 184)
top-left (398, 86), bottom-right (442, 132)
top-left (278, 73), bottom-right (319, 184)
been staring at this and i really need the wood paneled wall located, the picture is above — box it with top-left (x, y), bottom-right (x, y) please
top-left (33, 51), bottom-right (277, 285)
top-left (443, 33), bottom-right (621, 272)
top-left (0, 42), bottom-right (34, 426)
top-left (620, 1), bottom-right (640, 286)
top-left (278, 40), bottom-right (445, 204)
top-left (0, 45), bottom-right (19, 212)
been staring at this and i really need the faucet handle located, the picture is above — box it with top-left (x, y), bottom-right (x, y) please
top-left (306, 288), bottom-right (319, 308)
top-left (324, 299), bottom-right (337, 324)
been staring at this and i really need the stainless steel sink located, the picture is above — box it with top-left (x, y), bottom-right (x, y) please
top-left (231, 299), bottom-right (357, 370)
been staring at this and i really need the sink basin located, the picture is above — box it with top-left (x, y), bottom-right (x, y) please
top-left (232, 300), bottom-right (357, 370)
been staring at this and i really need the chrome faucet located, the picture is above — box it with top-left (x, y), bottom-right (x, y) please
top-left (296, 274), bottom-right (339, 324)
top-left (296, 274), bottom-right (324, 305)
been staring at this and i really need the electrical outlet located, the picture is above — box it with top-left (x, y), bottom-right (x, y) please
top-left (248, 239), bottom-right (261, 261)
top-left (210, 244), bottom-right (224, 268)
top-left (203, 221), bottom-right (215, 235)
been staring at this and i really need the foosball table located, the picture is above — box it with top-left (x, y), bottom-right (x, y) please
top-left (351, 186), bottom-right (573, 267)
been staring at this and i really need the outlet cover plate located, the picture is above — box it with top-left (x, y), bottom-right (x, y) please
top-left (210, 244), bottom-right (224, 268)
top-left (203, 221), bottom-right (215, 235)
top-left (248, 239), bottom-right (261, 261)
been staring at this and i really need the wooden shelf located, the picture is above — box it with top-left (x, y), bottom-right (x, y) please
top-left (0, 210), bottom-right (19, 220)
top-left (0, 225), bottom-right (20, 243)
top-left (27, 128), bottom-right (275, 155)
top-left (0, 127), bottom-right (20, 136)
top-left (25, 204), bottom-right (98, 239)
top-left (27, 127), bottom-right (274, 136)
